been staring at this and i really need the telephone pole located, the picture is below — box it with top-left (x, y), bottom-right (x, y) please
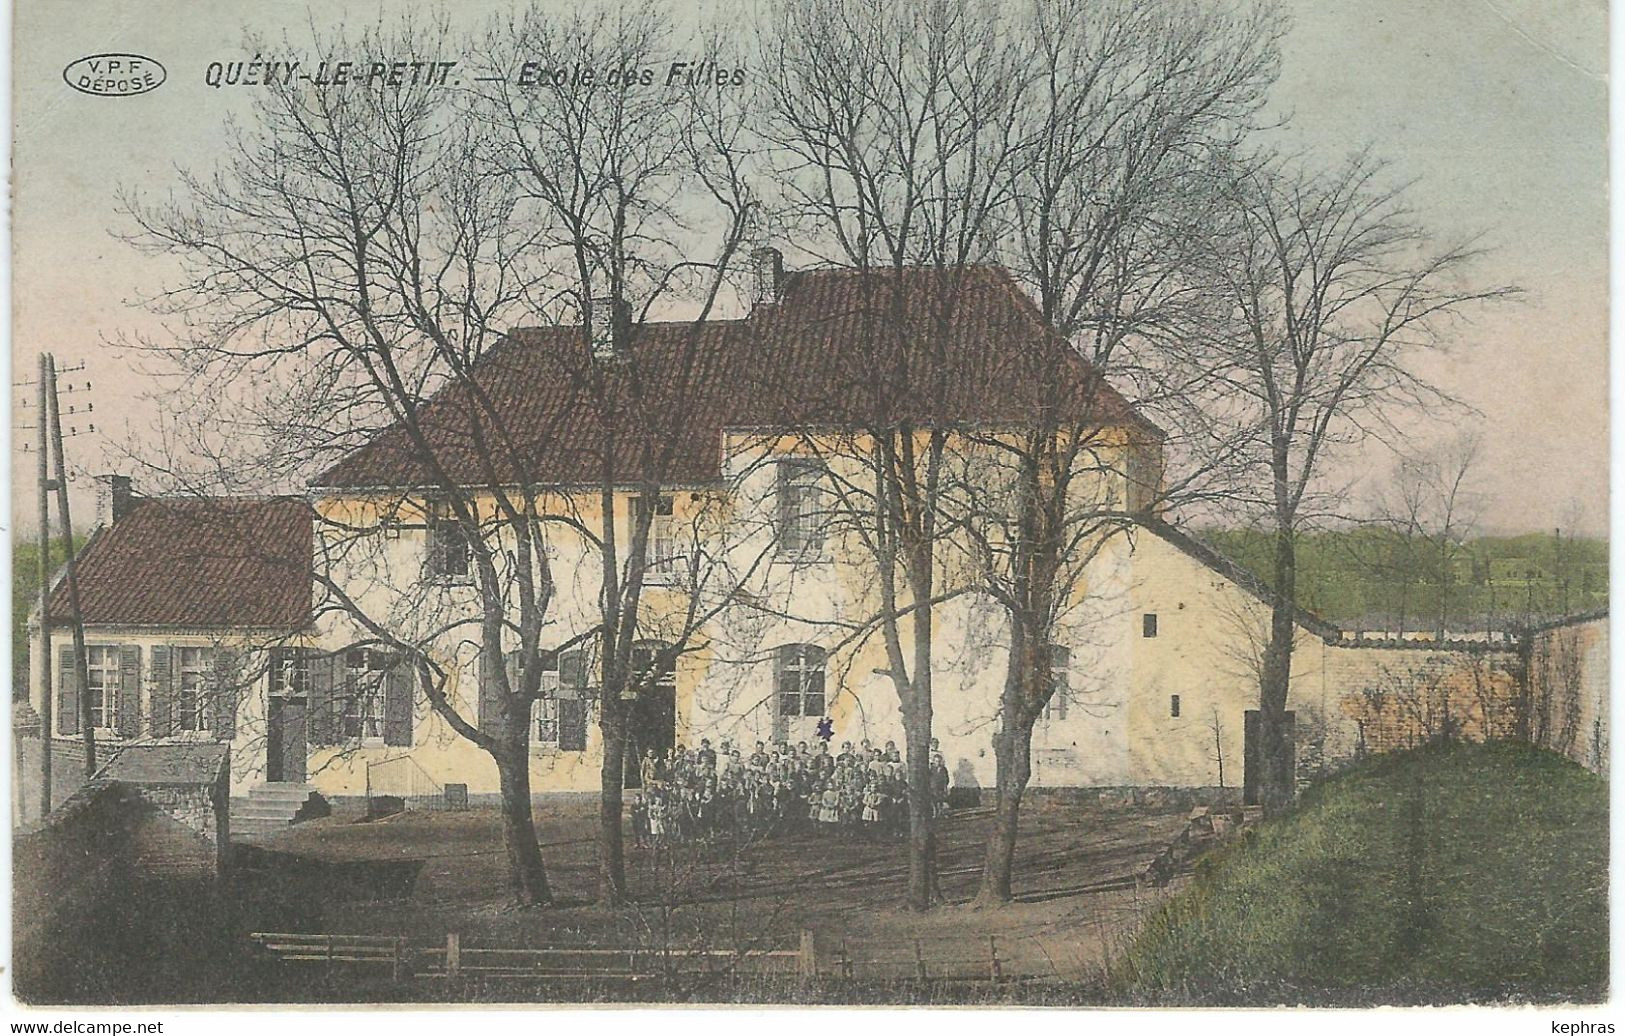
top-left (35, 352), bottom-right (52, 817)
top-left (46, 355), bottom-right (96, 776)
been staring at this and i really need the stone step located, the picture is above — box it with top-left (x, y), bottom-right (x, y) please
top-left (246, 785), bottom-right (316, 802)
top-left (232, 808), bottom-right (300, 823)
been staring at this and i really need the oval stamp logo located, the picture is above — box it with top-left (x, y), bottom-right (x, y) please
top-left (63, 54), bottom-right (166, 97)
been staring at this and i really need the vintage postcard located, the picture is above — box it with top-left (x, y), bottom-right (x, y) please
top-left (6, 0), bottom-right (1610, 1018)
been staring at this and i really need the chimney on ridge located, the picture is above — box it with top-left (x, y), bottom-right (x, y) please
top-left (95, 474), bottom-right (133, 526)
top-left (751, 247), bottom-right (784, 307)
top-left (588, 295), bottom-right (630, 361)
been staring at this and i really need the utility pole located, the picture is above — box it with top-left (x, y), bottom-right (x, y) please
top-left (35, 352), bottom-right (52, 818)
top-left (46, 355), bottom-right (96, 776)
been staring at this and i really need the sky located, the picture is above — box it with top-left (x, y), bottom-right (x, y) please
top-left (6, 0), bottom-right (1610, 536)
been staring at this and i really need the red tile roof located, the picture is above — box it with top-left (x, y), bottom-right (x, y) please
top-left (47, 497), bottom-right (312, 629)
top-left (312, 264), bottom-right (1157, 489)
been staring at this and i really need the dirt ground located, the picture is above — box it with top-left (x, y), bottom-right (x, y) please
top-left (248, 796), bottom-right (1190, 984)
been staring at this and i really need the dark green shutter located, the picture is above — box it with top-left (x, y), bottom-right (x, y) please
top-left (558, 648), bottom-right (585, 701)
top-left (117, 646), bottom-right (141, 739)
top-left (384, 661), bottom-right (413, 747)
top-left (149, 646), bottom-right (174, 738)
top-left (57, 644), bottom-right (79, 737)
top-left (558, 699), bottom-right (587, 751)
top-left (307, 652), bottom-right (335, 746)
top-left (210, 648), bottom-right (240, 739)
top-left (479, 646), bottom-right (504, 735)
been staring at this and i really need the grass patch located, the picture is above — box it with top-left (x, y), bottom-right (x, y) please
top-left (1115, 741), bottom-right (1608, 1005)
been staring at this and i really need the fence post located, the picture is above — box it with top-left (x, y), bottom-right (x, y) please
top-left (326, 934), bottom-right (335, 971)
top-left (914, 939), bottom-right (926, 982)
top-left (393, 937), bottom-right (406, 983)
top-left (988, 935), bottom-right (1001, 983)
top-left (798, 929), bottom-right (818, 985)
top-left (840, 938), bottom-right (853, 981)
top-left (446, 932), bottom-right (461, 978)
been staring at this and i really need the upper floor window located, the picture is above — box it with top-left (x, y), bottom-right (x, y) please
top-left (631, 495), bottom-right (682, 583)
top-left (426, 499), bottom-right (472, 580)
top-left (1143, 613), bottom-right (1159, 638)
top-left (86, 645), bottom-right (121, 731)
top-left (776, 644), bottom-right (826, 718)
top-left (1042, 644), bottom-right (1070, 723)
top-left (176, 646), bottom-right (209, 732)
top-left (777, 459), bottom-right (828, 557)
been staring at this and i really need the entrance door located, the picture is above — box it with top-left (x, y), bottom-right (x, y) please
top-left (267, 697), bottom-right (308, 784)
top-left (625, 685), bottom-right (677, 788)
top-left (1243, 709), bottom-right (1294, 806)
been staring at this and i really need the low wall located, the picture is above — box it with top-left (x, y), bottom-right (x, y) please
top-left (1526, 613), bottom-right (1609, 774)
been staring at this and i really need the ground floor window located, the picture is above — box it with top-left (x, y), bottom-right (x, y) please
top-left (776, 644), bottom-right (826, 718)
top-left (343, 648), bottom-right (387, 739)
top-left (176, 646), bottom-right (209, 732)
top-left (86, 645), bottom-right (121, 730)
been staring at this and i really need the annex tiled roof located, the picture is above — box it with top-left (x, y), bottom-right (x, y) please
top-left (46, 497), bottom-right (312, 629)
top-left (1135, 515), bottom-right (1342, 641)
top-left (312, 264), bottom-right (1157, 489)
top-left (94, 742), bottom-right (230, 786)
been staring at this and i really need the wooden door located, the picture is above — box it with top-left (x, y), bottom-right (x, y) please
top-left (267, 696), bottom-right (307, 784)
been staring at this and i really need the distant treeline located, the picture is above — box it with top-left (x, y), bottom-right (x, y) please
top-left (1199, 527), bottom-right (1608, 634)
top-left (13, 539), bottom-right (82, 701)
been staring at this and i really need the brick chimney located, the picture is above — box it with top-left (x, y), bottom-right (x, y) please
top-left (751, 247), bottom-right (784, 307)
top-left (587, 295), bottom-right (630, 361)
top-left (95, 474), bottom-right (133, 526)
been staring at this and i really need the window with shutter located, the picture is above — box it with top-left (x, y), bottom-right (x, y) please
top-left (342, 649), bottom-right (387, 740)
top-left (1042, 644), bottom-right (1070, 723)
top-left (527, 649), bottom-right (561, 744)
top-left (776, 460), bottom-right (828, 558)
top-left (176, 647), bottom-right (209, 732)
top-left (426, 498), bottom-right (473, 581)
top-left (84, 645), bottom-right (121, 732)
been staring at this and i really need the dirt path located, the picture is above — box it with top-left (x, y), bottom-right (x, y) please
top-left (247, 796), bottom-right (1188, 982)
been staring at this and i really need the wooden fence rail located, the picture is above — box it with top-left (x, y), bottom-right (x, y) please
top-left (250, 930), bottom-right (1014, 986)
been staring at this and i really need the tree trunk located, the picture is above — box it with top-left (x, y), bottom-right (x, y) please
top-left (973, 613), bottom-right (1038, 908)
top-left (974, 719), bottom-right (1033, 908)
top-left (902, 706), bottom-right (938, 911)
top-left (495, 739), bottom-right (553, 907)
top-left (598, 696), bottom-right (628, 904)
top-left (1258, 521), bottom-right (1297, 810)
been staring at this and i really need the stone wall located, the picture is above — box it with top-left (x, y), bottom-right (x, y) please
top-left (1525, 613), bottom-right (1609, 774)
top-left (1311, 641), bottom-right (1522, 769)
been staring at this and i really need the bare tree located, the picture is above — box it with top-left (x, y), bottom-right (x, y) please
top-left (476, 0), bottom-right (762, 905)
top-left (123, 14), bottom-right (571, 906)
top-left (958, 0), bottom-right (1283, 908)
top-left (1199, 151), bottom-right (1514, 808)
top-left (759, 0), bottom-right (1034, 910)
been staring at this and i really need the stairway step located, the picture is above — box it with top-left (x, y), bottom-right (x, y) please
top-left (232, 810), bottom-right (298, 823)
